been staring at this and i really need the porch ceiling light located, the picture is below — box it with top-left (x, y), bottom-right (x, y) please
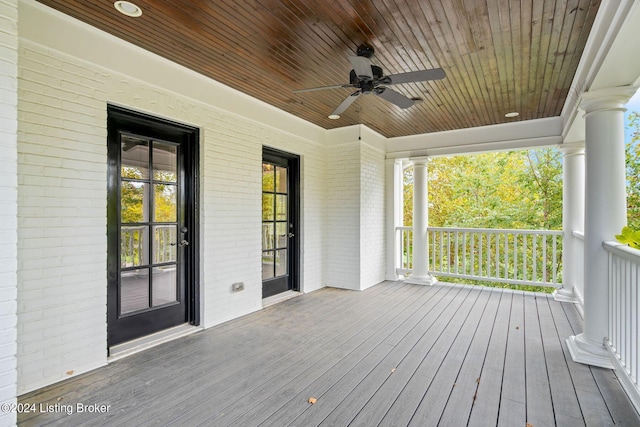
top-left (505, 111), bottom-right (519, 118)
top-left (328, 114), bottom-right (340, 120)
top-left (114, 1), bottom-right (142, 17)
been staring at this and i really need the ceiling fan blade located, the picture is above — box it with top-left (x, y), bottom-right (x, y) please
top-left (332, 91), bottom-right (361, 115)
top-left (386, 68), bottom-right (446, 85)
top-left (375, 87), bottom-right (415, 109)
top-left (348, 56), bottom-right (373, 80)
top-left (293, 83), bottom-right (356, 93)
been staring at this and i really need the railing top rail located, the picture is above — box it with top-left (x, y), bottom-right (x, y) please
top-left (396, 226), bottom-right (562, 235)
top-left (604, 241), bottom-right (640, 264)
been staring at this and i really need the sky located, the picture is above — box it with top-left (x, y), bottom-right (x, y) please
top-left (625, 90), bottom-right (640, 144)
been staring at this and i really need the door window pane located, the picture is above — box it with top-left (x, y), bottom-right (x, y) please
top-left (262, 163), bottom-right (274, 192)
top-left (121, 268), bottom-right (149, 314)
top-left (154, 183), bottom-right (177, 222)
top-left (262, 194), bottom-right (274, 221)
top-left (153, 142), bottom-right (177, 182)
top-left (121, 136), bottom-right (149, 179)
top-left (121, 182), bottom-right (149, 223)
top-left (121, 226), bottom-right (149, 267)
top-left (276, 166), bottom-right (287, 193)
top-left (152, 266), bottom-right (177, 306)
top-left (262, 223), bottom-right (274, 251)
top-left (154, 225), bottom-right (177, 263)
top-left (275, 249), bottom-right (287, 277)
top-left (262, 252), bottom-right (274, 280)
top-left (276, 222), bottom-right (288, 249)
top-left (276, 195), bottom-right (287, 220)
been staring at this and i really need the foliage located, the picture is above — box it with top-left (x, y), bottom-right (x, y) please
top-left (615, 226), bottom-right (640, 250)
top-left (627, 111), bottom-right (640, 229)
top-left (436, 276), bottom-right (555, 294)
top-left (404, 148), bottom-right (563, 230)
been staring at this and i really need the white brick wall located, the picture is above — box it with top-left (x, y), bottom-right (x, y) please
top-left (360, 143), bottom-right (386, 289)
top-left (0, 1), bottom-right (18, 425)
top-left (17, 42), bottom-right (109, 394)
top-left (325, 129), bottom-right (386, 291)
top-left (15, 1), bottom-right (330, 393)
top-left (326, 142), bottom-right (361, 289)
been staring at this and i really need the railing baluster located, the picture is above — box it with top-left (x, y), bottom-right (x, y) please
top-left (542, 234), bottom-right (547, 283)
top-left (552, 234), bottom-right (558, 285)
top-left (479, 232), bottom-right (484, 278)
top-left (469, 232), bottom-right (474, 277)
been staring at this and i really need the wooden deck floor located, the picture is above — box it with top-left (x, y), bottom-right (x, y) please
top-left (18, 281), bottom-right (640, 426)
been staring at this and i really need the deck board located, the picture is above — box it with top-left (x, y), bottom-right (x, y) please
top-left (18, 281), bottom-right (640, 426)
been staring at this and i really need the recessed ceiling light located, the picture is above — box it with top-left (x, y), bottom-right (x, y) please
top-left (505, 111), bottom-right (519, 118)
top-left (114, 1), bottom-right (142, 17)
top-left (328, 114), bottom-right (340, 120)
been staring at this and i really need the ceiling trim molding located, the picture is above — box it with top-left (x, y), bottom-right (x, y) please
top-left (385, 117), bottom-right (563, 158)
top-left (561, 0), bottom-right (638, 140)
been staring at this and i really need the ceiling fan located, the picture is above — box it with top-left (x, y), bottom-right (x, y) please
top-left (294, 44), bottom-right (446, 118)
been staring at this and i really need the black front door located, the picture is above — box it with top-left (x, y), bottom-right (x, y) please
top-left (107, 106), bottom-right (199, 347)
top-left (262, 147), bottom-right (299, 298)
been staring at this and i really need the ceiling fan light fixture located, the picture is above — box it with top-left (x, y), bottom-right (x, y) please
top-left (114, 1), bottom-right (142, 17)
top-left (505, 111), bottom-right (519, 118)
top-left (328, 114), bottom-right (340, 120)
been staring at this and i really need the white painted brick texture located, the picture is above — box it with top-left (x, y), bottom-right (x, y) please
top-left (326, 143), bottom-right (361, 289)
top-left (16, 30), bottom-right (328, 392)
top-left (17, 44), bottom-right (109, 395)
top-left (360, 144), bottom-right (386, 289)
top-left (0, 1), bottom-right (18, 425)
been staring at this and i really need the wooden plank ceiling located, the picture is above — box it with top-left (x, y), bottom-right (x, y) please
top-left (36, 0), bottom-right (601, 138)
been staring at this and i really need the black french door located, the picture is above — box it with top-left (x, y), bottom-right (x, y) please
top-left (107, 106), bottom-right (199, 347)
top-left (262, 147), bottom-right (300, 298)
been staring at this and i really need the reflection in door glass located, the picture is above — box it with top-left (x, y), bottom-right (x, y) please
top-left (121, 182), bottom-right (149, 223)
top-left (152, 266), bottom-right (177, 306)
top-left (121, 268), bottom-right (150, 314)
top-left (121, 226), bottom-right (149, 268)
top-left (276, 222), bottom-right (288, 249)
top-left (154, 184), bottom-right (177, 222)
top-left (121, 136), bottom-right (149, 179)
top-left (153, 142), bottom-right (177, 182)
top-left (262, 252), bottom-right (274, 280)
top-left (276, 195), bottom-right (287, 220)
top-left (153, 225), bottom-right (177, 263)
top-left (276, 166), bottom-right (287, 193)
top-left (275, 249), bottom-right (287, 277)
top-left (262, 223), bottom-right (274, 251)
top-left (262, 194), bottom-right (274, 221)
top-left (262, 163), bottom-right (275, 191)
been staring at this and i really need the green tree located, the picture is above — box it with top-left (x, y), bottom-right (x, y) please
top-left (627, 112), bottom-right (640, 229)
top-left (403, 148), bottom-right (563, 230)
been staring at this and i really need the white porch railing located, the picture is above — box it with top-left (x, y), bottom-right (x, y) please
top-left (605, 241), bottom-right (640, 411)
top-left (397, 226), bottom-right (563, 287)
top-left (121, 225), bottom-right (176, 267)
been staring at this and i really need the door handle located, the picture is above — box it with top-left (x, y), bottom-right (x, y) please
top-left (288, 233), bottom-right (295, 238)
top-left (178, 240), bottom-right (189, 247)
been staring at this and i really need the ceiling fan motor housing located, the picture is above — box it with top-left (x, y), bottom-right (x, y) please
top-left (356, 44), bottom-right (375, 58)
top-left (349, 65), bottom-right (383, 85)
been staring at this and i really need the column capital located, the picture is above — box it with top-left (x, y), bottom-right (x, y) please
top-left (409, 156), bottom-right (429, 166)
top-left (580, 86), bottom-right (639, 115)
top-left (559, 141), bottom-right (585, 157)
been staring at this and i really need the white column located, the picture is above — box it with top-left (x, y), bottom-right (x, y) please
top-left (567, 86), bottom-right (638, 369)
top-left (554, 142), bottom-right (584, 303)
top-left (406, 158), bottom-right (436, 285)
top-left (385, 158), bottom-right (404, 280)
